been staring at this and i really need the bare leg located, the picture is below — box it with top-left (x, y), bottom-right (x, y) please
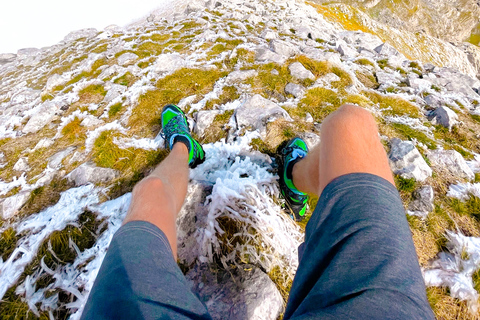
top-left (292, 104), bottom-right (394, 196)
top-left (123, 143), bottom-right (189, 258)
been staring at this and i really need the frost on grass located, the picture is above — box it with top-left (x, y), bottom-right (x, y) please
top-left (424, 231), bottom-right (480, 313)
top-left (190, 134), bottom-right (303, 279)
top-left (0, 185), bottom-right (100, 301)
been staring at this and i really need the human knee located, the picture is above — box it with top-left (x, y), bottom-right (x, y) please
top-left (323, 104), bottom-right (376, 132)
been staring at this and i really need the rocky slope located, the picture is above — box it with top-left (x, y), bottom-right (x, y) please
top-left (1, 0), bottom-right (480, 319)
top-left (312, 0), bottom-right (480, 44)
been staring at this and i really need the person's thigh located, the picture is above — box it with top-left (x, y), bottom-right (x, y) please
top-left (284, 173), bottom-right (434, 320)
top-left (81, 221), bottom-right (211, 320)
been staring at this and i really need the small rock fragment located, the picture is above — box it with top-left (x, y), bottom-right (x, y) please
top-left (284, 83), bottom-right (305, 98)
top-left (388, 138), bottom-right (432, 182)
top-left (67, 162), bottom-right (118, 186)
top-left (427, 106), bottom-right (459, 130)
top-left (288, 62), bottom-right (315, 81)
top-left (408, 185), bottom-right (434, 218)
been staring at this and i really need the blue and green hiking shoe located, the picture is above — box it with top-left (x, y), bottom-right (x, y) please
top-left (161, 104), bottom-right (205, 168)
top-left (279, 138), bottom-right (309, 221)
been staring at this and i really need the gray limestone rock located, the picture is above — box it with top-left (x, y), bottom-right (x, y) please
top-left (388, 138), bottom-right (432, 182)
top-left (374, 43), bottom-right (401, 57)
top-left (186, 264), bottom-right (284, 320)
top-left (33, 138), bottom-right (54, 151)
top-left (427, 106), bottom-right (459, 130)
top-left (117, 52), bottom-right (138, 66)
top-left (236, 95), bottom-right (292, 134)
top-left (314, 73), bottom-right (340, 87)
top-left (285, 83), bottom-right (305, 98)
top-left (48, 147), bottom-right (76, 169)
top-left (63, 28), bottom-right (98, 42)
top-left (103, 83), bottom-right (127, 103)
top-left (17, 48), bottom-right (40, 59)
top-left (1, 191), bottom-right (30, 219)
top-left (427, 149), bottom-right (475, 181)
top-left (226, 70), bottom-right (258, 84)
top-left (269, 40), bottom-right (298, 57)
top-left (80, 116), bottom-right (104, 128)
top-left (288, 62), bottom-right (314, 81)
top-left (0, 53), bottom-right (17, 65)
top-left (177, 182), bottom-right (212, 266)
top-left (299, 132), bottom-right (320, 150)
top-left (260, 29), bottom-right (277, 40)
top-left (195, 110), bottom-right (221, 137)
top-left (23, 102), bottom-right (61, 134)
top-left (13, 158), bottom-right (30, 172)
top-left (45, 74), bottom-right (68, 92)
top-left (408, 185), bottom-right (434, 218)
top-left (407, 77), bottom-right (431, 92)
top-left (255, 46), bottom-right (285, 64)
top-left (154, 53), bottom-right (186, 73)
top-left (337, 43), bottom-right (357, 58)
top-left (424, 94), bottom-right (444, 109)
top-left (67, 162), bottom-right (118, 186)
top-left (376, 71), bottom-right (401, 86)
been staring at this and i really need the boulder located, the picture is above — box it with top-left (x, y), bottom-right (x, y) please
top-left (1, 191), bottom-right (30, 219)
top-left (117, 52), bottom-right (138, 66)
top-left (374, 43), bottom-right (401, 57)
top-left (226, 70), bottom-right (258, 84)
top-left (48, 147), bottom-right (75, 169)
top-left (103, 83), bottom-right (127, 103)
top-left (288, 62), bottom-right (314, 81)
top-left (177, 182), bottom-right (212, 266)
top-left (408, 185), bottom-right (434, 218)
top-left (45, 74), bottom-right (68, 92)
top-left (67, 162), bottom-right (118, 186)
top-left (284, 83), bottom-right (305, 98)
top-left (427, 149), bottom-right (475, 181)
top-left (186, 264), bottom-right (284, 320)
top-left (0, 53), bottom-right (16, 65)
top-left (13, 158), bottom-right (30, 172)
top-left (154, 53), bottom-right (186, 73)
top-left (255, 46), bottom-right (285, 65)
top-left (388, 138), bottom-right (432, 182)
top-left (314, 73), bottom-right (340, 87)
top-left (80, 116), bottom-right (104, 128)
top-left (427, 106), bottom-right (459, 130)
top-left (337, 43), bottom-right (357, 58)
top-left (269, 40), bottom-right (298, 57)
top-left (236, 95), bottom-right (292, 133)
top-left (195, 110), bottom-right (221, 137)
top-left (23, 102), bottom-right (60, 134)
top-left (63, 28), bottom-right (98, 42)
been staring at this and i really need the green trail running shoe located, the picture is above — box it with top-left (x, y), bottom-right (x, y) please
top-left (279, 138), bottom-right (309, 221)
top-left (161, 104), bottom-right (205, 168)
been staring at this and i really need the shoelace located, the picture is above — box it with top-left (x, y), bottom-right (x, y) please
top-left (160, 114), bottom-right (189, 142)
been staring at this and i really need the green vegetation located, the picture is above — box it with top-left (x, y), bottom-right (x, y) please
top-left (61, 117), bottom-right (87, 143)
top-left (206, 39), bottom-right (243, 59)
top-left (448, 195), bottom-right (480, 221)
top-left (377, 59), bottom-right (389, 69)
top-left (114, 72), bottom-right (137, 86)
top-left (108, 102), bottom-right (124, 118)
top-left (354, 58), bottom-right (375, 67)
top-left (434, 125), bottom-right (480, 154)
top-left (129, 68), bottom-right (226, 136)
top-left (355, 70), bottom-right (378, 89)
top-left (78, 84), bottom-right (107, 104)
top-left (292, 87), bottom-right (341, 122)
top-left (205, 86), bottom-right (239, 110)
top-left (0, 228), bottom-right (19, 261)
top-left (394, 175), bottom-right (417, 193)
top-left (390, 123), bottom-right (436, 149)
top-left (200, 110), bottom-right (235, 143)
top-left (363, 91), bottom-right (421, 118)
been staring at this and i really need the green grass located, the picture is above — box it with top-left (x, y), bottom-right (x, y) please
top-left (78, 84), bottom-right (107, 104)
top-left (355, 70), bottom-right (378, 89)
top-left (200, 110), bottom-right (235, 143)
top-left (448, 195), bottom-right (480, 221)
top-left (363, 91), bottom-right (421, 118)
top-left (354, 58), bottom-right (375, 67)
top-left (204, 86), bottom-right (239, 110)
top-left (390, 123), bottom-right (436, 149)
top-left (61, 117), bottom-right (87, 143)
top-left (434, 125), bottom-right (479, 154)
top-left (377, 59), bottom-right (389, 69)
top-left (129, 68), bottom-right (226, 136)
top-left (114, 72), bottom-right (137, 86)
top-left (394, 175), bottom-right (417, 193)
top-left (471, 114), bottom-right (480, 123)
top-left (288, 87), bottom-right (341, 122)
top-left (108, 102), bottom-right (124, 118)
top-left (0, 228), bottom-right (19, 261)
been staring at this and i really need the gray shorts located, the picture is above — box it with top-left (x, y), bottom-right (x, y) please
top-left (81, 173), bottom-right (434, 319)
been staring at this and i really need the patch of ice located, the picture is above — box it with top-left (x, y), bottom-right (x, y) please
top-left (0, 185), bottom-right (100, 300)
top-left (447, 183), bottom-right (480, 200)
top-left (424, 231), bottom-right (480, 313)
top-left (0, 174), bottom-right (28, 196)
top-left (467, 154), bottom-right (480, 173)
top-left (84, 120), bottom-right (128, 153)
top-left (113, 134), bottom-right (164, 150)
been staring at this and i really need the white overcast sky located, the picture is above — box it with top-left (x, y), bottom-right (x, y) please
top-left (0, 0), bottom-right (169, 54)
